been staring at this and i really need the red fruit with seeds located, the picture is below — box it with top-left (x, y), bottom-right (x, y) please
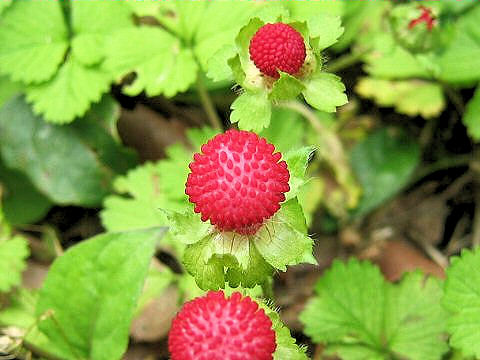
top-left (249, 22), bottom-right (306, 78)
top-left (185, 129), bottom-right (290, 235)
top-left (168, 291), bottom-right (276, 360)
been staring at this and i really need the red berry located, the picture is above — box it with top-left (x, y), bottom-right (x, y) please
top-left (169, 291), bottom-right (276, 360)
top-left (185, 129), bottom-right (290, 235)
top-left (249, 22), bottom-right (306, 78)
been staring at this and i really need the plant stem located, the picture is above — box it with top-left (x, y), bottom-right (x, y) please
top-left (443, 85), bottom-right (465, 115)
top-left (410, 154), bottom-right (473, 184)
top-left (326, 47), bottom-right (371, 73)
top-left (261, 278), bottom-right (275, 303)
top-left (196, 74), bottom-right (222, 130)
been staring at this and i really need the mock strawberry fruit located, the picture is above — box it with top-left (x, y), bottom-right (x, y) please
top-left (249, 22), bottom-right (306, 79)
top-left (168, 291), bottom-right (276, 360)
top-left (185, 129), bottom-right (290, 235)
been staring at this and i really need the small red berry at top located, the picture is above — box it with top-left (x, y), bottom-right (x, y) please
top-left (249, 22), bottom-right (306, 79)
top-left (185, 130), bottom-right (290, 235)
top-left (408, 6), bottom-right (436, 31)
top-left (168, 290), bottom-right (276, 360)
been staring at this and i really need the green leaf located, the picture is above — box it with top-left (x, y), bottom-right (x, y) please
top-left (0, 96), bottom-right (113, 206)
top-left (135, 263), bottom-right (175, 315)
top-left (300, 259), bottom-right (448, 360)
top-left (302, 73), bottom-right (348, 112)
top-left (255, 199), bottom-right (314, 271)
top-left (0, 1), bottom-right (68, 83)
top-left (104, 27), bottom-right (198, 98)
top-left (206, 44), bottom-right (237, 82)
top-left (350, 129), bottom-right (420, 217)
top-left (269, 311), bottom-right (309, 360)
top-left (71, 1), bottom-right (133, 66)
top-left (0, 0), bottom-right (11, 15)
top-left (284, 147), bottom-right (315, 200)
top-left (0, 162), bottom-right (52, 225)
top-left (0, 235), bottom-right (29, 292)
top-left (230, 91), bottom-right (272, 132)
top-left (307, 13), bottom-right (344, 51)
top-left (26, 58), bottom-right (111, 124)
top-left (356, 77), bottom-right (445, 119)
top-left (442, 247), bottom-right (480, 358)
top-left (36, 228), bottom-right (165, 360)
top-left (259, 108), bottom-right (305, 154)
top-left (269, 72), bottom-right (306, 102)
top-left (0, 76), bottom-right (22, 108)
top-left (463, 86), bottom-right (480, 141)
top-left (165, 210), bottom-right (211, 245)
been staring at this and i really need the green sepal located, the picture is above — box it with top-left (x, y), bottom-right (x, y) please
top-left (230, 91), bottom-right (272, 132)
top-left (302, 72), bottom-right (348, 112)
top-left (284, 146), bottom-right (315, 200)
top-left (164, 209), bottom-right (211, 245)
top-left (269, 72), bottom-right (305, 102)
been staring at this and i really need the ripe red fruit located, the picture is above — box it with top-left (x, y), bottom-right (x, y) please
top-left (168, 291), bottom-right (276, 360)
top-left (249, 22), bottom-right (306, 78)
top-left (408, 6), bottom-right (436, 31)
top-left (185, 129), bottom-right (290, 235)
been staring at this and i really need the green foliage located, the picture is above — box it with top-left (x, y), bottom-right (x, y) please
top-left (0, 234), bottom-right (29, 293)
top-left (356, 78), bottom-right (445, 119)
top-left (0, 96), bottom-right (134, 206)
top-left (36, 228), bottom-right (165, 360)
top-left (268, 310), bottom-right (308, 360)
top-left (350, 129), bottom-right (420, 217)
top-left (463, 86), bottom-right (480, 141)
top-left (300, 259), bottom-right (448, 360)
top-left (283, 146), bottom-right (315, 200)
top-left (442, 247), bottom-right (480, 358)
top-left (230, 91), bottom-right (272, 132)
top-left (302, 72), bottom-right (348, 112)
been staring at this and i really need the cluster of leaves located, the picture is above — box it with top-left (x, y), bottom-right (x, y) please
top-left (300, 247), bottom-right (480, 360)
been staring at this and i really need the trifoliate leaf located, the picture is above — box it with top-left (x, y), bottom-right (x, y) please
top-left (36, 228), bottom-right (165, 360)
top-left (350, 129), bottom-right (420, 217)
top-left (302, 73), bottom-right (348, 112)
top-left (26, 58), bottom-right (111, 124)
top-left (0, 1), bottom-right (68, 83)
top-left (255, 199), bottom-right (314, 271)
top-left (463, 86), bottom-right (480, 141)
top-left (0, 235), bottom-right (29, 293)
top-left (307, 13), bottom-right (344, 51)
top-left (284, 146), bottom-right (315, 200)
top-left (0, 162), bottom-right (52, 225)
top-left (0, 96), bottom-right (115, 206)
top-left (0, 76), bottom-right (22, 108)
top-left (300, 259), bottom-right (448, 360)
top-left (443, 247), bottom-right (480, 358)
top-left (356, 77), bottom-right (445, 119)
top-left (104, 27), bottom-right (198, 98)
top-left (230, 91), bottom-right (272, 132)
top-left (269, 72), bottom-right (306, 102)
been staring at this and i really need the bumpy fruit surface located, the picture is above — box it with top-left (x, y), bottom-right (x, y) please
top-left (185, 129), bottom-right (290, 235)
top-left (249, 22), bottom-right (306, 78)
top-left (168, 291), bottom-right (276, 360)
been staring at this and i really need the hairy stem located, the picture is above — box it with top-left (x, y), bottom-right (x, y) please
top-left (196, 74), bottom-right (223, 130)
top-left (326, 47), bottom-right (371, 73)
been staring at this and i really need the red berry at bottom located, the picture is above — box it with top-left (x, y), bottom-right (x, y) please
top-left (168, 291), bottom-right (276, 360)
top-left (249, 22), bottom-right (306, 78)
top-left (185, 130), bottom-right (290, 235)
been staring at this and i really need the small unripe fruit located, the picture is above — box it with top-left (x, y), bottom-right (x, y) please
top-left (249, 22), bottom-right (306, 79)
top-left (185, 130), bottom-right (290, 235)
top-left (168, 291), bottom-right (276, 360)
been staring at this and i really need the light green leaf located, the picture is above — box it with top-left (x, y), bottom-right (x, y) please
top-left (463, 86), bottom-right (480, 141)
top-left (350, 129), bottom-right (420, 217)
top-left (269, 311), bottom-right (309, 360)
top-left (302, 73), bottom-right (348, 112)
top-left (36, 228), bottom-right (165, 360)
top-left (0, 96), bottom-right (114, 206)
top-left (26, 58), bottom-right (111, 124)
top-left (104, 27), bottom-right (198, 98)
top-left (260, 108), bottom-right (305, 154)
top-left (443, 247), bottom-right (480, 358)
top-left (0, 162), bottom-right (52, 225)
top-left (165, 210), bottom-right (211, 245)
top-left (0, 0), bottom-right (11, 15)
top-left (206, 44), bottom-right (237, 82)
top-left (269, 72), bottom-right (306, 102)
top-left (255, 199), bottom-right (314, 271)
top-left (0, 76), bottom-right (22, 108)
top-left (300, 259), bottom-right (448, 360)
top-left (0, 1), bottom-right (68, 83)
top-left (356, 77), bottom-right (445, 119)
top-left (284, 147), bottom-right (315, 200)
top-left (0, 235), bottom-right (29, 292)
top-left (307, 13), bottom-right (344, 51)
top-left (230, 91), bottom-right (272, 132)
